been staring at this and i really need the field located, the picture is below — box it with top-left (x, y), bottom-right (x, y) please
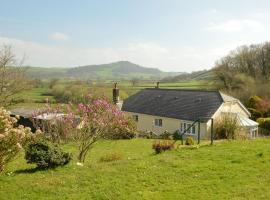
top-left (1, 138), bottom-right (270, 199)
top-left (8, 80), bottom-right (212, 109)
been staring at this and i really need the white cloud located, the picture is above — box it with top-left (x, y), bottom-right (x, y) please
top-left (50, 32), bottom-right (70, 41)
top-left (0, 35), bottom-right (254, 72)
top-left (205, 19), bottom-right (264, 32)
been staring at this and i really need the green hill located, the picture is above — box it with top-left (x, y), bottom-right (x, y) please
top-left (162, 69), bottom-right (215, 82)
top-left (26, 61), bottom-right (180, 80)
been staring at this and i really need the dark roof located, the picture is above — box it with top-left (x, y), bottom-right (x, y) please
top-left (122, 88), bottom-right (236, 122)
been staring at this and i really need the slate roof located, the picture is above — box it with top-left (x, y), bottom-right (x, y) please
top-left (122, 88), bottom-right (238, 122)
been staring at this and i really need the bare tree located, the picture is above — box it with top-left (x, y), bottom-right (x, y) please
top-left (0, 45), bottom-right (29, 106)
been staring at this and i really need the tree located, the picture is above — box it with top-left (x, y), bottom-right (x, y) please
top-left (131, 78), bottom-right (139, 86)
top-left (0, 45), bottom-right (29, 106)
top-left (67, 95), bottom-right (136, 164)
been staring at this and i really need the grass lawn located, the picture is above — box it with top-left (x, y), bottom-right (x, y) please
top-left (1, 138), bottom-right (270, 200)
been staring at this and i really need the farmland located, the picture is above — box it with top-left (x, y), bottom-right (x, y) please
top-left (8, 79), bottom-right (212, 109)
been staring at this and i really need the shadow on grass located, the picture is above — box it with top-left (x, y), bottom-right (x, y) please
top-left (14, 167), bottom-right (50, 174)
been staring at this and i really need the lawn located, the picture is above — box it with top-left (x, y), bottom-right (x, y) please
top-left (1, 138), bottom-right (270, 200)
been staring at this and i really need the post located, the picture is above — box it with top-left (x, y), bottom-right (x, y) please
top-left (211, 118), bottom-right (214, 145)
top-left (197, 120), bottom-right (200, 144)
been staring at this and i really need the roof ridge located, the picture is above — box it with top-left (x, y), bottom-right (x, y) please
top-left (144, 88), bottom-right (219, 92)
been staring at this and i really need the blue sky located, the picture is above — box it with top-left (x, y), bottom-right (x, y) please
top-left (1, 0), bottom-right (270, 72)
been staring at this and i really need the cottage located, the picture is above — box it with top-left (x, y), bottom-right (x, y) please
top-left (121, 88), bottom-right (258, 139)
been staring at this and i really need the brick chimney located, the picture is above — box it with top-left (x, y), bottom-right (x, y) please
top-left (112, 82), bottom-right (119, 104)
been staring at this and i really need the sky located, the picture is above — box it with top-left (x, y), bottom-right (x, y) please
top-left (0, 0), bottom-right (270, 72)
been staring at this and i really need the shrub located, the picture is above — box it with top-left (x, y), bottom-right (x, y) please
top-left (247, 95), bottom-right (262, 109)
top-left (160, 130), bottom-right (172, 140)
top-left (99, 152), bottom-right (122, 162)
top-left (257, 118), bottom-right (270, 130)
top-left (214, 114), bottom-right (240, 139)
top-left (152, 140), bottom-right (174, 154)
top-left (248, 108), bottom-right (262, 121)
top-left (25, 140), bottom-right (72, 169)
top-left (185, 137), bottom-right (195, 145)
top-left (0, 108), bottom-right (35, 172)
top-left (173, 130), bottom-right (181, 140)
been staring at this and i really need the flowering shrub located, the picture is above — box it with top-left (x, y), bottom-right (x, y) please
top-left (72, 95), bottom-right (136, 163)
top-left (0, 107), bottom-right (35, 172)
top-left (152, 140), bottom-right (174, 154)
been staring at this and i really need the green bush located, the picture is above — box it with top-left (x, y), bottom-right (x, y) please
top-left (185, 137), bottom-right (195, 145)
top-left (248, 108), bottom-right (262, 121)
top-left (257, 118), bottom-right (270, 130)
top-left (173, 130), bottom-right (181, 140)
top-left (247, 95), bottom-right (262, 109)
top-left (25, 140), bottom-right (72, 169)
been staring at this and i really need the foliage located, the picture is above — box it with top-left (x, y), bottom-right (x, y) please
top-left (247, 96), bottom-right (262, 109)
top-left (248, 108), bottom-right (262, 121)
top-left (0, 107), bottom-right (35, 172)
top-left (152, 140), bottom-right (174, 154)
top-left (66, 94), bottom-right (136, 164)
top-left (0, 45), bottom-right (30, 106)
top-left (185, 137), bottom-right (195, 145)
top-left (256, 118), bottom-right (270, 130)
top-left (214, 114), bottom-right (240, 139)
top-left (25, 139), bottom-right (72, 169)
top-left (138, 130), bottom-right (156, 139)
top-left (173, 130), bottom-right (181, 140)
top-left (99, 152), bottom-right (122, 162)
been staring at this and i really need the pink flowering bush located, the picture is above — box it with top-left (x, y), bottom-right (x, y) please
top-left (0, 107), bottom-right (36, 172)
top-left (73, 95), bottom-right (136, 163)
top-left (32, 94), bottom-right (136, 164)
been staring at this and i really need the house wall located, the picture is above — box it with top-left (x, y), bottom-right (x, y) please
top-left (124, 112), bottom-right (209, 139)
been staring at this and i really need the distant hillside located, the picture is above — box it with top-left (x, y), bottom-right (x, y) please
top-left (26, 61), bottom-right (181, 80)
top-left (161, 69), bottom-right (215, 82)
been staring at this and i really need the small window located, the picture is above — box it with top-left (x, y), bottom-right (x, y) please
top-left (181, 122), bottom-right (196, 135)
top-left (155, 119), bottom-right (162, 127)
top-left (132, 115), bottom-right (138, 122)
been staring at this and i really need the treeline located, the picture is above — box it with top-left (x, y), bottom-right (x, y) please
top-left (214, 42), bottom-right (270, 104)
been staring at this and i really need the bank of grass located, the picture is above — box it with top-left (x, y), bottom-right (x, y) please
top-left (1, 138), bottom-right (270, 199)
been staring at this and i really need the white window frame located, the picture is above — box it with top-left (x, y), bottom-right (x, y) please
top-left (180, 122), bottom-right (196, 135)
top-left (154, 119), bottom-right (162, 127)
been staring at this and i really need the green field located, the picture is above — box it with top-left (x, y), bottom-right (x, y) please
top-left (1, 138), bottom-right (270, 199)
top-left (9, 80), bottom-right (212, 109)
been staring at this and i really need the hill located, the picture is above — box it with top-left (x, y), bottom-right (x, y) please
top-left (161, 69), bottom-right (215, 82)
top-left (26, 61), bottom-right (181, 80)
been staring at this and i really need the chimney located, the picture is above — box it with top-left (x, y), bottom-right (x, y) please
top-left (156, 81), bottom-right (160, 88)
top-left (112, 82), bottom-right (119, 104)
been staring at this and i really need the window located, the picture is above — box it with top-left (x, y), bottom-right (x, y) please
top-left (132, 115), bottom-right (138, 122)
top-left (180, 122), bottom-right (196, 135)
top-left (155, 119), bottom-right (162, 127)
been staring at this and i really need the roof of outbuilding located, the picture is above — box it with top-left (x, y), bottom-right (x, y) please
top-left (122, 88), bottom-right (238, 122)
